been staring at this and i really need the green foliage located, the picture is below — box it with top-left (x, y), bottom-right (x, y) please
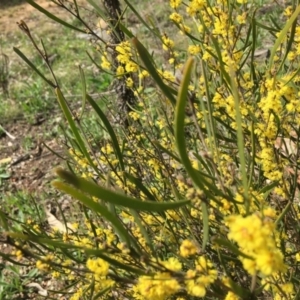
top-left (0, 16), bottom-right (112, 124)
top-left (0, 165), bottom-right (10, 188)
top-left (3, 0), bottom-right (300, 299)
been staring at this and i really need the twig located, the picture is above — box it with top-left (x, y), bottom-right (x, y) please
top-left (0, 124), bottom-right (16, 140)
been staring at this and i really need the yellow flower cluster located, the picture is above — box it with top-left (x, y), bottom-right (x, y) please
top-left (136, 272), bottom-right (181, 300)
top-left (86, 258), bottom-right (115, 294)
top-left (185, 256), bottom-right (217, 297)
top-left (162, 35), bottom-right (175, 51)
top-left (116, 41), bottom-right (138, 73)
top-left (134, 256), bottom-right (217, 299)
top-left (186, 0), bottom-right (206, 16)
top-left (227, 213), bottom-right (286, 276)
top-left (101, 51), bottom-right (111, 70)
top-left (86, 257), bottom-right (109, 276)
top-left (36, 254), bottom-right (55, 272)
top-left (11, 249), bottom-right (23, 261)
top-left (180, 239), bottom-right (198, 257)
top-left (169, 0), bottom-right (181, 9)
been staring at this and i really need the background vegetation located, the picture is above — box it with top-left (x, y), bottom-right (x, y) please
top-left (1, 0), bottom-right (300, 299)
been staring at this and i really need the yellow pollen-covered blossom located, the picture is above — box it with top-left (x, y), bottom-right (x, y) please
top-left (236, 12), bottom-right (247, 24)
top-left (136, 272), bottom-right (181, 300)
top-left (161, 257), bottom-right (182, 272)
top-left (100, 52), bottom-right (111, 70)
top-left (36, 254), bottom-right (53, 272)
top-left (86, 258), bottom-right (109, 276)
top-left (116, 65), bottom-right (125, 76)
top-left (138, 70), bottom-right (149, 79)
top-left (188, 45), bottom-right (201, 55)
top-left (129, 111), bottom-right (140, 121)
top-left (125, 61), bottom-right (138, 73)
top-left (116, 41), bottom-right (133, 65)
top-left (226, 213), bottom-right (286, 276)
top-left (185, 257), bottom-right (217, 297)
top-left (225, 291), bottom-right (240, 300)
top-left (169, 12), bottom-right (182, 23)
top-left (70, 288), bottom-right (83, 300)
top-left (283, 6), bottom-right (293, 17)
top-left (179, 24), bottom-right (191, 34)
top-left (126, 77), bottom-right (134, 88)
top-left (186, 0), bottom-right (206, 16)
top-left (162, 35), bottom-right (175, 51)
top-left (180, 239), bottom-right (198, 257)
top-left (170, 0), bottom-right (181, 9)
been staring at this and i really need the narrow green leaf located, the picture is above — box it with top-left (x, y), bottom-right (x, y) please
top-left (210, 36), bottom-right (231, 84)
top-left (73, 0), bottom-right (79, 14)
top-left (125, 172), bottom-right (156, 201)
top-left (201, 202), bottom-right (209, 250)
top-left (42, 141), bottom-right (67, 161)
top-left (250, 19), bottom-right (257, 84)
top-left (213, 237), bottom-right (253, 259)
top-left (173, 59), bottom-right (226, 202)
top-left (255, 21), bottom-right (278, 33)
top-left (92, 286), bottom-right (111, 300)
top-left (86, 94), bottom-right (124, 171)
top-left (146, 16), bottom-right (162, 37)
top-left (174, 58), bottom-right (205, 190)
top-left (88, 277), bottom-right (95, 300)
top-left (8, 232), bottom-right (146, 275)
top-left (228, 279), bottom-right (252, 298)
top-left (0, 210), bottom-right (8, 231)
top-left (54, 168), bottom-right (190, 212)
top-left (153, 142), bottom-right (181, 163)
top-left (254, 283), bottom-right (268, 296)
top-left (198, 18), bottom-right (230, 84)
top-left (268, 5), bottom-right (300, 72)
top-left (87, 51), bottom-right (103, 71)
top-left (276, 18), bottom-right (297, 74)
top-left (119, 22), bottom-right (135, 38)
top-left (229, 66), bottom-right (249, 212)
top-left (133, 38), bottom-right (176, 106)
top-left (7, 232), bottom-right (86, 250)
top-left (283, 64), bottom-right (300, 86)
top-left (0, 173), bottom-right (10, 179)
top-left (79, 66), bottom-right (87, 120)
top-left (86, 0), bottom-right (106, 17)
top-left (13, 47), bottom-right (55, 88)
top-left (200, 59), bottom-right (218, 157)
top-left (259, 181), bottom-right (278, 195)
top-left (130, 210), bottom-right (155, 254)
top-left (55, 88), bottom-right (97, 171)
top-left (192, 153), bottom-right (214, 178)
top-left (26, 0), bottom-right (86, 33)
top-left (247, 122), bottom-right (255, 189)
top-left (270, 16), bottom-right (283, 31)
top-left (123, 0), bottom-right (158, 38)
top-left (84, 249), bottom-right (147, 275)
top-left (0, 251), bottom-right (28, 266)
top-left (51, 181), bottom-right (134, 247)
top-left (171, 21), bottom-right (202, 43)
top-left (293, 286), bottom-right (300, 299)
top-left (275, 201), bottom-right (292, 226)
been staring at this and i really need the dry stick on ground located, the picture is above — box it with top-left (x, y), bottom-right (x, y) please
top-left (103, 0), bottom-right (136, 127)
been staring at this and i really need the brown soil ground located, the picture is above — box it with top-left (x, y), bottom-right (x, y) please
top-left (0, 0), bottom-right (67, 34)
top-left (0, 0), bottom-right (75, 195)
top-left (0, 3), bottom-right (80, 298)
